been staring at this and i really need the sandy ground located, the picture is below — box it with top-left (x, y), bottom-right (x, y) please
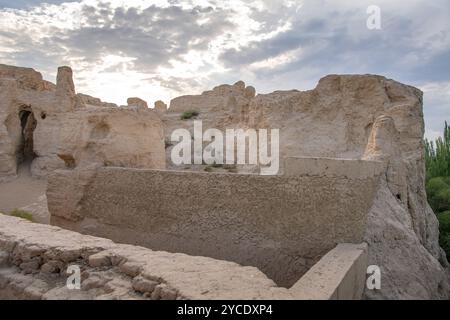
top-left (0, 162), bottom-right (49, 223)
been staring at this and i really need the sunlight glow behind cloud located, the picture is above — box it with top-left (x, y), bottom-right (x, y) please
top-left (0, 0), bottom-right (449, 138)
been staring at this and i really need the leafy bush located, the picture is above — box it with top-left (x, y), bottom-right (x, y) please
top-left (180, 110), bottom-right (199, 120)
top-left (223, 164), bottom-right (238, 173)
top-left (440, 233), bottom-right (450, 260)
top-left (439, 211), bottom-right (450, 231)
top-left (427, 177), bottom-right (450, 212)
top-left (438, 212), bottom-right (450, 259)
top-left (425, 121), bottom-right (450, 179)
top-left (425, 121), bottom-right (450, 259)
top-left (437, 189), bottom-right (450, 212)
top-left (9, 209), bottom-right (34, 222)
top-left (427, 177), bottom-right (449, 196)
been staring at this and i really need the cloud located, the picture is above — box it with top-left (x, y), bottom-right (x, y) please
top-left (53, 4), bottom-right (235, 71)
top-left (219, 0), bottom-right (450, 83)
top-left (0, 0), bottom-right (75, 9)
top-left (0, 0), bottom-right (449, 138)
top-left (0, 0), bottom-right (244, 101)
top-left (422, 81), bottom-right (450, 139)
top-left (218, 0), bottom-right (450, 137)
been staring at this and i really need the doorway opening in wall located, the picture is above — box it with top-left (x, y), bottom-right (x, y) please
top-left (18, 109), bottom-right (37, 167)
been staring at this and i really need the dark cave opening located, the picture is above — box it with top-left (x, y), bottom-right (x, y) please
top-left (18, 110), bottom-right (37, 164)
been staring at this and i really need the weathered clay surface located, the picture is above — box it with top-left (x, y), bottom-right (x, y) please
top-left (0, 64), bottom-right (165, 180)
top-left (154, 100), bottom-right (167, 114)
top-left (1, 62), bottom-right (448, 299)
top-left (291, 243), bottom-right (368, 300)
top-left (0, 214), bottom-right (370, 300)
top-left (77, 93), bottom-right (118, 109)
top-left (19, 195), bottom-right (49, 225)
top-left (48, 158), bottom-right (382, 287)
top-left (127, 97), bottom-right (148, 110)
top-left (0, 214), bottom-right (295, 300)
top-left (160, 75), bottom-right (449, 299)
top-left (162, 81), bottom-right (257, 171)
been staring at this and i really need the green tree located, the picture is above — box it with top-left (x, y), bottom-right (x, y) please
top-left (427, 177), bottom-right (450, 212)
top-left (425, 121), bottom-right (450, 259)
top-left (438, 211), bottom-right (450, 260)
top-left (425, 121), bottom-right (450, 180)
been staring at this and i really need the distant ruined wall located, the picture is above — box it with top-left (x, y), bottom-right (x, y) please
top-left (162, 81), bottom-right (257, 171)
top-left (32, 107), bottom-right (165, 174)
top-left (162, 75), bottom-right (450, 299)
top-left (0, 64), bottom-right (165, 181)
top-left (48, 158), bottom-right (383, 287)
top-left (2, 63), bottom-right (448, 299)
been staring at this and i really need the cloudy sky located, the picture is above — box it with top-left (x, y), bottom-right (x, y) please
top-left (0, 0), bottom-right (449, 139)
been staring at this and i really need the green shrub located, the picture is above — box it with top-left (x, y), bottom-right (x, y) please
top-left (425, 121), bottom-right (450, 179)
top-left (9, 209), bottom-right (33, 222)
top-left (427, 177), bottom-right (449, 196)
top-left (425, 122), bottom-right (450, 259)
top-left (203, 163), bottom-right (224, 172)
top-left (438, 211), bottom-right (450, 232)
top-left (180, 110), bottom-right (199, 120)
top-left (440, 233), bottom-right (450, 260)
top-left (438, 211), bottom-right (450, 260)
top-left (426, 177), bottom-right (450, 213)
top-left (222, 164), bottom-right (238, 173)
top-left (443, 177), bottom-right (450, 186)
top-left (436, 188), bottom-right (450, 212)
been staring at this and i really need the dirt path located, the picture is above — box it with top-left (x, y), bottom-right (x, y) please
top-left (0, 162), bottom-right (48, 223)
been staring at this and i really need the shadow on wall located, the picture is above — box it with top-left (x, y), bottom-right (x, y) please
top-left (18, 108), bottom-right (37, 165)
top-left (4, 105), bottom-right (38, 175)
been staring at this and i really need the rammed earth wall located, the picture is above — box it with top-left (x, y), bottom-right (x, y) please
top-left (0, 214), bottom-right (368, 300)
top-left (48, 157), bottom-right (383, 287)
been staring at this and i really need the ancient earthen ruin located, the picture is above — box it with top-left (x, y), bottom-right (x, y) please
top-left (0, 64), bottom-right (165, 181)
top-left (0, 64), bottom-right (449, 300)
